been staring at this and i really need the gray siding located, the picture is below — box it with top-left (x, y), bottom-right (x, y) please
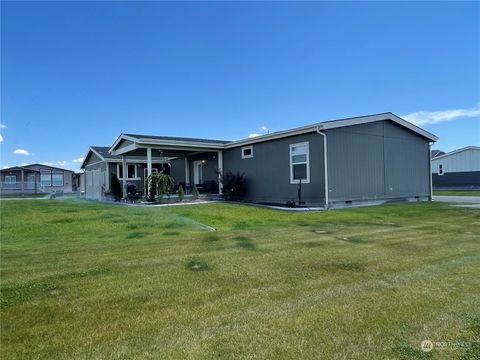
top-left (326, 120), bottom-right (430, 202)
top-left (433, 171), bottom-right (480, 188)
top-left (224, 133), bottom-right (325, 205)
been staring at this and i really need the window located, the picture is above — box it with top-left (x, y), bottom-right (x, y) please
top-left (117, 164), bottom-right (138, 180)
top-left (5, 175), bottom-right (16, 184)
top-left (52, 172), bottom-right (64, 186)
top-left (144, 168), bottom-right (158, 178)
top-left (40, 169), bottom-right (52, 187)
top-left (438, 164), bottom-right (444, 176)
top-left (290, 142), bottom-right (310, 184)
top-left (241, 145), bottom-right (253, 159)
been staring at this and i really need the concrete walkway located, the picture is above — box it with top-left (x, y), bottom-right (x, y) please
top-left (433, 196), bottom-right (480, 204)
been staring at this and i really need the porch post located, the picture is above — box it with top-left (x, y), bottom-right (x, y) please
top-left (21, 169), bottom-right (24, 195)
top-left (147, 147), bottom-right (152, 177)
top-left (184, 156), bottom-right (189, 192)
top-left (122, 155), bottom-right (127, 198)
top-left (217, 150), bottom-right (223, 195)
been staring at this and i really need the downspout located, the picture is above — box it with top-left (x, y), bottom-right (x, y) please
top-left (316, 126), bottom-right (329, 208)
top-left (429, 142), bottom-right (434, 201)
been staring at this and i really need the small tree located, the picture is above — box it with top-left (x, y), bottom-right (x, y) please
top-left (191, 184), bottom-right (199, 199)
top-left (146, 172), bottom-right (175, 202)
top-left (219, 171), bottom-right (246, 201)
top-left (178, 184), bottom-right (185, 202)
top-left (110, 174), bottom-right (122, 200)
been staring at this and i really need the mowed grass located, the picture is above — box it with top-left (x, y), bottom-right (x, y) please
top-left (433, 190), bottom-right (480, 196)
top-left (1, 199), bottom-right (479, 359)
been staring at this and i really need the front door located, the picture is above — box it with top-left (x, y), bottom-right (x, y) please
top-left (193, 160), bottom-right (203, 185)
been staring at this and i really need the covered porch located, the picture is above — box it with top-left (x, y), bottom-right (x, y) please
top-left (109, 134), bottom-right (227, 197)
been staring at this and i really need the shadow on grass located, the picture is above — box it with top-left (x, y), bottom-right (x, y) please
top-left (306, 261), bottom-right (367, 272)
top-left (0, 266), bottom-right (111, 308)
top-left (233, 236), bottom-right (256, 250)
top-left (393, 344), bottom-right (432, 359)
top-left (204, 234), bottom-right (221, 244)
top-left (185, 258), bottom-right (210, 271)
top-left (126, 231), bottom-right (149, 239)
top-left (335, 236), bottom-right (369, 244)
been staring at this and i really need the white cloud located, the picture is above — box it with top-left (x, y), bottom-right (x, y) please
top-left (0, 123), bottom-right (7, 129)
top-left (72, 157), bottom-right (85, 163)
top-left (403, 105), bottom-right (480, 126)
top-left (57, 161), bottom-right (68, 166)
top-left (248, 125), bottom-right (270, 138)
top-left (42, 162), bottom-right (54, 166)
top-left (0, 134), bottom-right (3, 143)
top-left (13, 149), bottom-right (30, 156)
top-left (20, 163), bottom-right (29, 166)
top-left (2, 165), bottom-right (10, 169)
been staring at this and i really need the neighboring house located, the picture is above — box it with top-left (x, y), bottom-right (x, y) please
top-left (431, 146), bottom-right (480, 189)
top-left (0, 164), bottom-right (75, 196)
top-left (82, 112), bottom-right (438, 207)
top-left (431, 149), bottom-right (445, 159)
top-left (80, 146), bottom-right (175, 200)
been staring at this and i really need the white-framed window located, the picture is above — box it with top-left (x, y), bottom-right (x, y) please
top-left (52, 172), bottom-right (64, 186)
top-left (117, 164), bottom-right (138, 180)
top-left (241, 145), bottom-right (254, 159)
top-left (290, 142), bottom-right (310, 184)
top-left (5, 175), bottom-right (16, 184)
top-left (438, 164), bottom-right (444, 176)
top-left (40, 169), bottom-right (52, 187)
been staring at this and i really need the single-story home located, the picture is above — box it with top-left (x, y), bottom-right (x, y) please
top-left (431, 146), bottom-right (480, 189)
top-left (82, 112), bottom-right (438, 207)
top-left (0, 164), bottom-right (76, 196)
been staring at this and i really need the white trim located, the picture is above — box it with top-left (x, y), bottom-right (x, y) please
top-left (147, 147), bottom-right (152, 179)
top-left (83, 159), bottom-right (105, 168)
top-left (110, 134), bottom-right (139, 153)
top-left (80, 147), bottom-right (106, 169)
top-left (185, 157), bottom-right (190, 187)
top-left (241, 145), bottom-right (253, 159)
top-left (4, 175), bottom-right (17, 184)
top-left (289, 142), bottom-right (310, 184)
top-left (429, 143), bottom-right (433, 200)
top-left (316, 127), bottom-right (329, 207)
top-left (217, 150), bottom-right (223, 195)
top-left (193, 160), bottom-right (203, 185)
top-left (430, 146), bottom-right (480, 161)
top-left (117, 163), bottom-right (140, 180)
top-left (225, 112), bottom-right (438, 149)
top-left (110, 142), bottom-right (139, 156)
top-left (438, 163), bottom-right (444, 176)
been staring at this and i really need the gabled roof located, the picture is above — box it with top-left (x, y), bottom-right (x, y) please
top-left (431, 150), bottom-right (445, 158)
top-left (123, 134), bottom-right (230, 144)
top-left (431, 146), bottom-right (480, 161)
top-left (1, 163), bottom-right (74, 173)
top-left (224, 112), bottom-right (438, 148)
top-left (105, 112), bottom-right (438, 156)
top-left (80, 146), bottom-right (122, 169)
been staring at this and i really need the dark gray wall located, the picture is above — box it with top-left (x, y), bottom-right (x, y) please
top-left (224, 133), bottom-right (325, 205)
top-left (326, 120), bottom-right (430, 202)
top-left (433, 171), bottom-right (480, 188)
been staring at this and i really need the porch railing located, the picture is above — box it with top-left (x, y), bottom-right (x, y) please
top-left (0, 181), bottom-right (36, 190)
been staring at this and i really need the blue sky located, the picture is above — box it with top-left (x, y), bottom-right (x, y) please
top-left (1, 1), bottom-right (479, 171)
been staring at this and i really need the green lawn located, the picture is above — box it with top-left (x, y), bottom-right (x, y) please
top-left (433, 190), bottom-right (480, 196)
top-left (1, 200), bottom-right (479, 359)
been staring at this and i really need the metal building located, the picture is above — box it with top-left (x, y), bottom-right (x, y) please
top-left (431, 146), bottom-right (480, 189)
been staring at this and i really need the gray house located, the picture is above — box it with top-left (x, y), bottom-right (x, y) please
top-left (82, 112), bottom-right (438, 207)
top-left (80, 146), bottom-right (176, 200)
top-left (431, 146), bottom-right (480, 189)
top-left (0, 164), bottom-right (75, 196)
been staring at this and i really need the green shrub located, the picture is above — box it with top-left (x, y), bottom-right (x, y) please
top-left (178, 185), bottom-right (185, 202)
top-left (220, 171), bottom-right (246, 201)
top-left (192, 185), bottom-right (199, 199)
